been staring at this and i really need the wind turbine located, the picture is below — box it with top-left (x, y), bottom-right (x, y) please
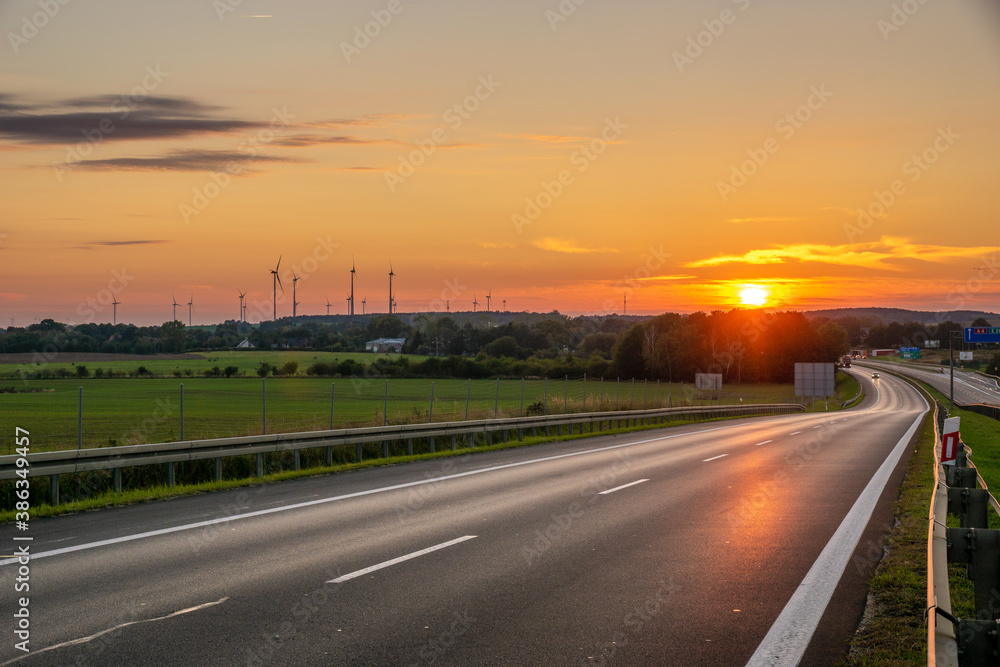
top-left (238, 290), bottom-right (246, 322)
top-left (187, 294), bottom-right (194, 327)
top-left (623, 293), bottom-right (627, 316)
top-left (388, 263), bottom-right (395, 314)
top-left (350, 261), bottom-right (356, 316)
top-left (446, 300), bottom-right (450, 312)
top-left (171, 294), bottom-right (179, 322)
top-left (292, 270), bottom-right (301, 320)
top-left (325, 296), bottom-right (332, 316)
top-left (270, 256), bottom-right (283, 321)
top-left (362, 295), bottom-right (366, 315)
top-left (473, 294), bottom-right (479, 313)
top-left (112, 296), bottom-right (120, 325)
top-left (486, 289), bottom-right (492, 312)
top-left (346, 293), bottom-right (351, 314)
top-left (502, 299), bottom-right (506, 312)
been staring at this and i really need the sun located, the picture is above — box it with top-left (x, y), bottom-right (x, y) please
top-left (739, 285), bottom-right (769, 308)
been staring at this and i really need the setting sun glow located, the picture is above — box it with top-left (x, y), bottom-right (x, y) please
top-left (739, 286), bottom-right (769, 308)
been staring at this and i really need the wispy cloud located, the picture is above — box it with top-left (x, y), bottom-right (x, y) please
top-left (533, 238), bottom-right (619, 254)
top-left (271, 134), bottom-right (386, 147)
top-left (68, 150), bottom-right (297, 173)
top-left (87, 240), bottom-right (170, 247)
top-left (726, 217), bottom-right (804, 224)
top-left (686, 237), bottom-right (1000, 270)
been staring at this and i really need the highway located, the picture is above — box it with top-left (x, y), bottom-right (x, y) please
top-left (1, 370), bottom-right (928, 666)
top-left (857, 359), bottom-right (1000, 406)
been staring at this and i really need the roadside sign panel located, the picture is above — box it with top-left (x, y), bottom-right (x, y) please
top-left (941, 416), bottom-right (960, 466)
top-left (900, 347), bottom-right (920, 359)
top-left (925, 340), bottom-right (940, 348)
top-left (959, 351), bottom-right (973, 361)
top-left (695, 373), bottom-right (722, 390)
top-left (794, 362), bottom-right (835, 397)
top-left (965, 327), bottom-right (1000, 343)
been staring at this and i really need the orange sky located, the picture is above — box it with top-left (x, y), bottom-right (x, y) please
top-left (2, 0), bottom-right (1000, 326)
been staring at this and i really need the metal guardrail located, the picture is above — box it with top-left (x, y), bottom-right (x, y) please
top-left (877, 368), bottom-right (1000, 665)
top-left (0, 403), bottom-right (805, 505)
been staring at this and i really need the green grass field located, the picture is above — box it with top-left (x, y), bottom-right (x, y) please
top-left (0, 375), bottom-right (855, 454)
top-left (0, 350), bottom-right (423, 378)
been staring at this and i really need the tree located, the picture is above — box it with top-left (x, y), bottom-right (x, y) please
top-left (160, 320), bottom-right (186, 353)
top-left (484, 336), bottom-right (523, 359)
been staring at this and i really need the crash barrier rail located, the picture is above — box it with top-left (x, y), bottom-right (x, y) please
top-left (881, 371), bottom-right (1000, 665)
top-left (841, 370), bottom-right (864, 409)
top-left (0, 403), bottom-right (805, 507)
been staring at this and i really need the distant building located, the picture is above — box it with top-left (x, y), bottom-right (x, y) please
top-left (236, 338), bottom-right (256, 349)
top-left (365, 337), bottom-right (406, 353)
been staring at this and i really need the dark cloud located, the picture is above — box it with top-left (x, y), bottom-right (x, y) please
top-left (88, 240), bottom-right (170, 246)
top-left (71, 149), bottom-right (299, 173)
top-left (0, 95), bottom-right (260, 144)
top-left (271, 134), bottom-right (384, 147)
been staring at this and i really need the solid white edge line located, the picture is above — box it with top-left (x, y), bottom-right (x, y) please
top-left (0, 597), bottom-right (229, 666)
top-left (598, 479), bottom-right (650, 495)
top-left (328, 535), bottom-right (477, 583)
top-left (745, 381), bottom-right (927, 667)
top-left (754, 440), bottom-right (772, 447)
top-left (703, 454), bottom-right (728, 462)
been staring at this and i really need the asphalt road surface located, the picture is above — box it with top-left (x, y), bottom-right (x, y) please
top-left (857, 359), bottom-right (1000, 407)
top-left (1, 370), bottom-right (928, 666)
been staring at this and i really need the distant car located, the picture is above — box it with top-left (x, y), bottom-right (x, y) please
top-left (872, 372), bottom-right (880, 379)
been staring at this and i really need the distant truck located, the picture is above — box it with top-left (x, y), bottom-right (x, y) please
top-left (841, 355), bottom-right (852, 368)
top-left (871, 349), bottom-right (895, 357)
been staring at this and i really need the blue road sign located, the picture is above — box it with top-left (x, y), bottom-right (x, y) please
top-left (965, 327), bottom-right (1000, 343)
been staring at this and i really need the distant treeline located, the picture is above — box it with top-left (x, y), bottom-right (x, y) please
top-left (2, 310), bottom-right (855, 383)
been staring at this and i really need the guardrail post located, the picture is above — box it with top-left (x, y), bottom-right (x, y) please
top-left (113, 467), bottom-right (121, 493)
top-left (214, 457), bottom-right (222, 481)
top-left (946, 527), bottom-right (1000, 620)
top-left (167, 462), bottom-right (175, 487)
top-left (50, 474), bottom-right (59, 505)
top-left (947, 487), bottom-right (989, 529)
top-left (956, 619), bottom-right (1000, 665)
top-left (451, 434), bottom-right (457, 451)
top-left (947, 467), bottom-right (978, 489)
top-left (326, 446), bottom-right (333, 466)
top-left (293, 449), bottom-right (300, 471)
top-left (180, 383), bottom-right (184, 441)
top-left (408, 437), bottom-right (414, 455)
top-left (256, 453), bottom-right (264, 477)
top-left (355, 443), bottom-right (362, 463)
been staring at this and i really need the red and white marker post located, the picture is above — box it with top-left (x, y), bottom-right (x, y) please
top-left (941, 416), bottom-right (960, 466)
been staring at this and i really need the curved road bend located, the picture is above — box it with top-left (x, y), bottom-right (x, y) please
top-left (1, 370), bottom-right (927, 666)
top-left (857, 359), bottom-right (1000, 407)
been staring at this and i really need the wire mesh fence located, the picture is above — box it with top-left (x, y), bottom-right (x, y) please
top-left (0, 376), bottom-right (799, 453)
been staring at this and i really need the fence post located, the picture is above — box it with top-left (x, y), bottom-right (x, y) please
top-left (543, 378), bottom-right (549, 436)
top-left (465, 379), bottom-right (471, 421)
top-left (429, 381), bottom-right (435, 453)
top-left (583, 373), bottom-right (587, 412)
top-left (519, 378), bottom-right (524, 441)
top-left (78, 386), bottom-right (83, 450)
top-left (495, 378), bottom-right (499, 419)
top-left (656, 380), bottom-right (660, 408)
top-left (330, 382), bottom-right (335, 430)
top-left (262, 377), bottom-right (266, 435)
top-left (180, 383), bottom-right (184, 441)
top-left (564, 375), bottom-right (568, 414)
top-left (616, 378), bottom-right (620, 410)
top-left (643, 379), bottom-right (648, 410)
top-left (382, 379), bottom-right (389, 457)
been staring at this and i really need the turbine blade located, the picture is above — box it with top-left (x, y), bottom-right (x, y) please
top-left (275, 255), bottom-right (282, 272)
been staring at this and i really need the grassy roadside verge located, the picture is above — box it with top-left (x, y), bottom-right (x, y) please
top-left (2, 410), bottom-right (796, 523)
top-left (844, 375), bottom-right (1000, 664)
top-left (841, 401), bottom-right (935, 665)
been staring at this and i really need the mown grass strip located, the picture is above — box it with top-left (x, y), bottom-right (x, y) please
top-left (841, 407), bottom-right (935, 666)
